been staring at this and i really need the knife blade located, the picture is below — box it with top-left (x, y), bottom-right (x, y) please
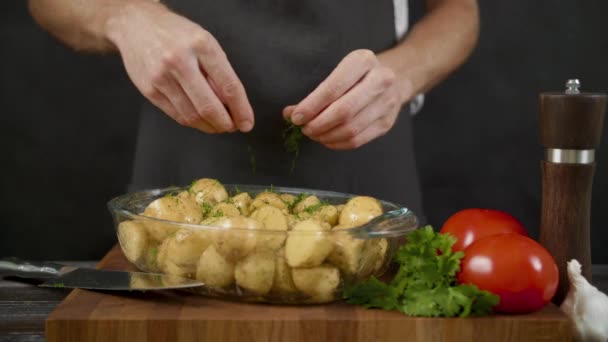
top-left (0, 257), bottom-right (203, 291)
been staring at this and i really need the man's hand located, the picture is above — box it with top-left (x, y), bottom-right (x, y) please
top-left (105, 2), bottom-right (253, 133)
top-left (283, 49), bottom-right (410, 150)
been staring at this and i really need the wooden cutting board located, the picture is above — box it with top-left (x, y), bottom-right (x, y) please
top-left (46, 246), bottom-right (572, 342)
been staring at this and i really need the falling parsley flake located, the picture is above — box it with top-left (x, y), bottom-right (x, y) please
top-left (247, 145), bottom-right (256, 174)
top-left (283, 119), bottom-right (303, 174)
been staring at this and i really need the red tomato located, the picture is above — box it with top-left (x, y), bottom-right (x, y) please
top-left (440, 208), bottom-right (527, 252)
top-left (458, 234), bottom-right (558, 314)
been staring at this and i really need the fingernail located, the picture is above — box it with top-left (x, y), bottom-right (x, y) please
top-left (226, 122), bottom-right (236, 132)
top-left (239, 119), bottom-right (253, 132)
top-left (292, 113), bottom-right (304, 125)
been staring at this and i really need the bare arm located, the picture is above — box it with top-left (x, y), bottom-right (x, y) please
top-left (27, 0), bottom-right (142, 52)
top-left (380, 0), bottom-right (480, 103)
top-left (286, 0), bottom-right (480, 150)
top-left (28, 0), bottom-right (254, 132)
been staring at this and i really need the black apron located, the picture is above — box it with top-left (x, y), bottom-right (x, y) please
top-left (130, 0), bottom-right (425, 218)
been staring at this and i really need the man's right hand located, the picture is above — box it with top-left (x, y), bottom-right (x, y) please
top-left (104, 1), bottom-right (253, 133)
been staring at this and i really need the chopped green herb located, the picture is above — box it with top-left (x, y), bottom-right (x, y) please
top-left (302, 201), bottom-right (329, 214)
top-left (213, 209), bottom-right (224, 218)
top-left (226, 197), bottom-right (234, 204)
top-left (201, 202), bottom-right (213, 218)
top-left (233, 185), bottom-right (242, 195)
top-left (189, 179), bottom-right (198, 193)
top-left (53, 282), bottom-right (65, 289)
top-left (164, 190), bottom-right (180, 198)
top-left (343, 226), bottom-right (499, 317)
top-left (247, 145), bottom-right (256, 174)
top-left (287, 193), bottom-right (308, 212)
top-left (283, 119), bottom-right (303, 174)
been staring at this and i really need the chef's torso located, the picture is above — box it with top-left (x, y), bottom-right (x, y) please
top-left (130, 0), bottom-right (424, 217)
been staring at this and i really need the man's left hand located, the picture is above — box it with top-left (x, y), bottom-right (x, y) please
top-left (283, 49), bottom-right (410, 150)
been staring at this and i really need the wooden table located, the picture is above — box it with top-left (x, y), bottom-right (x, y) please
top-left (2, 258), bottom-right (608, 342)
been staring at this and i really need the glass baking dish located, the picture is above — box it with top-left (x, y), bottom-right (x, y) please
top-left (108, 183), bottom-right (419, 304)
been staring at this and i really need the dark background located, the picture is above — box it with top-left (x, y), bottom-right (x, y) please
top-left (1, 1), bottom-right (607, 262)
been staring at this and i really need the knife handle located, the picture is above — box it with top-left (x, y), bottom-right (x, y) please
top-left (0, 257), bottom-right (64, 279)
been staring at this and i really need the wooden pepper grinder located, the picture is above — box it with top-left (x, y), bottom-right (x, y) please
top-left (539, 79), bottom-right (606, 304)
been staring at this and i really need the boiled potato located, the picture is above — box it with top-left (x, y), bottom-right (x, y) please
top-left (317, 205), bottom-right (339, 226)
top-left (155, 235), bottom-right (171, 268)
top-left (339, 196), bottom-right (383, 227)
top-left (210, 202), bottom-right (241, 218)
top-left (359, 238), bottom-right (389, 278)
top-left (285, 219), bottom-right (333, 267)
top-left (279, 193), bottom-right (296, 205)
top-left (293, 195), bottom-right (320, 214)
top-left (162, 260), bottom-right (191, 279)
top-left (159, 229), bottom-right (211, 274)
top-left (157, 239), bottom-right (191, 278)
top-left (129, 273), bottom-right (158, 289)
top-left (200, 216), bottom-right (222, 226)
top-left (117, 220), bottom-right (148, 264)
top-left (297, 205), bottom-right (339, 226)
top-left (286, 214), bottom-right (298, 229)
top-left (250, 205), bottom-right (289, 251)
top-left (190, 178), bottom-right (228, 205)
top-left (272, 252), bottom-right (298, 294)
top-left (327, 225), bottom-right (365, 275)
top-left (250, 192), bottom-right (287, 211)
top-left (196, 245), bottom-right (235, 288)
top-left (291, 264), bottom-right (340, 302)
top-left (211, 216), bottom-right (261, 261)
top-left (234, 251), bottom-right (276, 295)
top-left (144, 243), bottom-right (161, 272)
top-left (142, 196), bottom-right (203, 241)
top-left (176, 190), bottom-right (190, 198)
top-left (231, 192), bottom-right (252, 216)
top-left (336, 204), bottom-right (346, 214)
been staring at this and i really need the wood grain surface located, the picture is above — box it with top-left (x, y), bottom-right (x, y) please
top-left (539, 92), bottom-right (606, 149)
top-left (540, 161), bottom-right (595, 304)
top-left (46, 246), bottom-right (573, 342)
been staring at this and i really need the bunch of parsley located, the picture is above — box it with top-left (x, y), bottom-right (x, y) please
top-left (343, 226), bottom-right (499, 317)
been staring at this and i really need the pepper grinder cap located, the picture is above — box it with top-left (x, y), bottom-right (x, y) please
top-left (540, 79), bottom-right (607, 149)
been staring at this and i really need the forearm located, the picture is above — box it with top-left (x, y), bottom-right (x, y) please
top-left (379, 0), bottom-right (480, 103)
top-left (27, 0), bottom-right (161, 52)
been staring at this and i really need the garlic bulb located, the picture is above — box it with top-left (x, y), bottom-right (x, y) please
top-left (560, 259), bottom-right (608, 342)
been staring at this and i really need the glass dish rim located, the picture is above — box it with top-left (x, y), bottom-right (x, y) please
top-left (108, 183), bottom-right (419, 238)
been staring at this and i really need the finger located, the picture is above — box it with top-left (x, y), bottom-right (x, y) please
top-left (316, 94), bottom-right (388, 144)
top-left (290, 49), bottom-right (377, 126)
top-left (148, 88), bottom-right (217, 134)
top-left (170, 56), bottom-right (236, 132)
top-left (283, 105), bottom-right (296, 120)
top-left (302, 65), bottom-right (394, 138)
top-left (154, 75), bottom-right (200, 125)
top-left (324, 118), bottom-right (390, 150)
top-left (195, 34), bottom-right (254, 132)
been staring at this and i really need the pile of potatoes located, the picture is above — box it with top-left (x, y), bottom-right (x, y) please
top-left (117, 178), bottom-right (389, 303)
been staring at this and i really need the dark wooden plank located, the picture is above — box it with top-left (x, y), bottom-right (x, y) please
top-left (0, 333), bottom-right (46, 342)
